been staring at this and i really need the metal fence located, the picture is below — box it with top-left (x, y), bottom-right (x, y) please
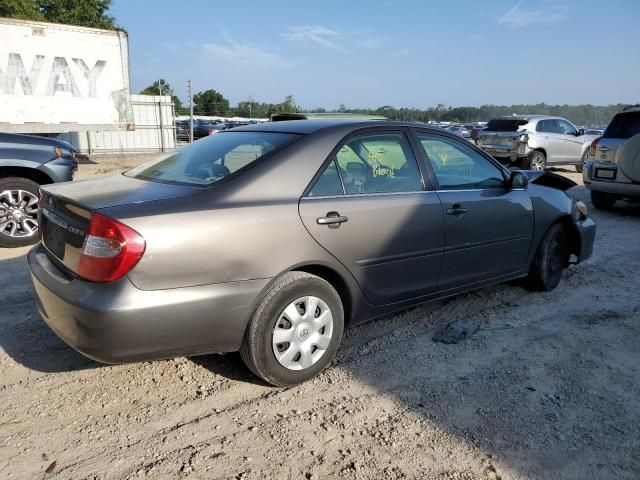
top-left (58, 94), bottom-right (176, 154)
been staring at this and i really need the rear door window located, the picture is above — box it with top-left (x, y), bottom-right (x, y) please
top-left (604, 112), bottom-right (640, 139)
top-left (331, 132), bottom-right (424, 194)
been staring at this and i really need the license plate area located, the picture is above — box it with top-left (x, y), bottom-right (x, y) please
top-left (595, 168), bottom-right (616, 180)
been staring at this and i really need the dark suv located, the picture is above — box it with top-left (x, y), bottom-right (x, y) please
top-left (583, 106), bottom-right (640, 209)
top-left (0, 133), bottom-right (77, 247)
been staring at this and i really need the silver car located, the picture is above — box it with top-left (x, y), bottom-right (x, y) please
top-left (28, 120), bottom-right (596, 386)
top-left (477, 115), bottom-right (598, 172)
top-left (583, 106), bottom-right (640, 209)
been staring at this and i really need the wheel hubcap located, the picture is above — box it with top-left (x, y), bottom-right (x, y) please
top-left (272, 296), bottom-right (334, 371)
top-left (531, 155), bottom-right (545, 171)
top-left (0, 189), bottom-right (39, 238)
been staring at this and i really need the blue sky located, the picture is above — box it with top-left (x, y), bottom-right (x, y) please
top-left (111, 0), bottom-right (640, 109)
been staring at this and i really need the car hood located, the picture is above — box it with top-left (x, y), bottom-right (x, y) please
top-left (42, 173), bottom-right (198, 210)
top-left (520, 170), bottom-right (577, 191)
top-left (0, 132), bottom-right (76, 151)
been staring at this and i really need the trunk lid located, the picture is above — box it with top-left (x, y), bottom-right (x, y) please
top-left (39, 174), bottom-right (197, 273)
top-left (594, 138), bottom-right (624, 164)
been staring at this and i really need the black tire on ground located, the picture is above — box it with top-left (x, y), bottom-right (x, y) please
top-left (240, 271), bottom-right (344, 387)
top-left (0, 177), bottom-right (41, 248)
top-left (522, 150), bottom-right (546, 171)
top-left (575, 150), bottom-right (589, 173)
top-left (591, 190), bottom-right (617, 210)
top-left (525, 223), bottom-right (567, 292)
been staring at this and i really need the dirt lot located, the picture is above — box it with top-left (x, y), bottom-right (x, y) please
top-left (1, 160), bottom-right (639, 480)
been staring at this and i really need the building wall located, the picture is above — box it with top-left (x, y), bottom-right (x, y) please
top-left (59, 95), bottom-right (175, 154)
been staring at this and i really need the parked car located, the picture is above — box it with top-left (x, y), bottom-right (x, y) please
top-left (469, 125), bottom-right (486, 143)
top-left (584, 128), bottom-right (605, 137)
top-left (175, 120), bottom-right (190, 142)
top-left (447, 125), bottom-right (471, 139)
top-left (583, 105), bottom-right (640, 209)
top-left (477, 115), bottom-right (598, 172)
top-left (193, 121), bottom-right (225, 140)
top-left (29, 120), bottom-right (595, 386)
top-left (0, 133), bottom-right (77, 247)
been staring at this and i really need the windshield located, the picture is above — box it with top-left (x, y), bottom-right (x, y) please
top-left (604, 112), bottom-right (640, 139)
top-left (125, 131), bottom-right (300, 186)
top-left (485, 119), bottom-right (528, 132)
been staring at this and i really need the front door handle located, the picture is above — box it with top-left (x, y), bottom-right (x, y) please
top-left (446, 204), bottom-right (468, 216)
top-left (317, 211), bottom-right (349, 226)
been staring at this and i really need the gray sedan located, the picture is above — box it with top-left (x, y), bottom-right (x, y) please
top-left (28, 120), bottom-right (596, 386)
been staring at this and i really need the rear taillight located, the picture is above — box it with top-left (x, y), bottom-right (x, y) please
top-left (589, 137), bottom-right (600, 156)
top-left (77, 213), bottom-right (145, 283)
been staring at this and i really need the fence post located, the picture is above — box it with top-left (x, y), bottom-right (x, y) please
top-left (158, 98), bottom-right (165, 152)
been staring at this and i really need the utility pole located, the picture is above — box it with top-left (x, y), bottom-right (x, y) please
top-left (188, 79), bottom-right (194, 143)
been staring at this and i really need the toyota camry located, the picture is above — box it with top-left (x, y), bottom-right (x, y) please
top-left (28, 120), bottom-right (596, 386)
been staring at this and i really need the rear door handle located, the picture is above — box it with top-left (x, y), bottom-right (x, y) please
top-left (317, 212), bottom-right (349, 226)
top-left (446, 204), bottom-right (467, 216)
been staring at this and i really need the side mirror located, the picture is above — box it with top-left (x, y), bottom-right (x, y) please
top-left (578, 128), bottom-right (585, 136)
top-left (509, 170), bottom-right (529, 189)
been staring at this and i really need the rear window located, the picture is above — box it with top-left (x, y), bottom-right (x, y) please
top-left (603, 112), bottom-right (640, 139)
top-left (485, 119), bottom-right (528, 132)
top-left (125, 132), bottom-right (299, 186)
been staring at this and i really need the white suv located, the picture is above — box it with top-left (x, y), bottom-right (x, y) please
top-left (477, 115), bottom-right (598, 171)
top-left (583, 106), bottom-right (640, 209)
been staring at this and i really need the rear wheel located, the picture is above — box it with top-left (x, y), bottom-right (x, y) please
top-left (524, 151), bottom-right (546, 171)
top-left (240, 272), bottom-right (344, 386)
top-left (575, 150), bottom-right (588, 173)
top-left (591, 190), bottom-right (617, 210)
top-left (0, 177), bottom-right (40, 248)
top-left (526, 223), bottom-right (567, 291)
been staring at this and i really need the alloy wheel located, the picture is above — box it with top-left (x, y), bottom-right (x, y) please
top-left (0, 189), bottom-right (39, 238)
top-left (272, 296), bottom-right (334, 371)
top-left (530, 153), bottom-right (546, 171)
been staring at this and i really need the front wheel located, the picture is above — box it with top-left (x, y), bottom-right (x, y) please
top-left (525, 223), bottom-right (567, 291)
top-left (240, 272), bottom-right (344, 386)
top-left (0, 177), bottom-right (41, 248)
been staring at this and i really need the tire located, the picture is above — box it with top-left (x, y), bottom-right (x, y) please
top-left (526, 223), bottom-right (567, 292)
top-left (240, 272), bottom-right (344, 387)
top-left (575, 150), bottom-right (589, 173)
top-left (0, 177), bottom-right (41, 248)
top-left (524, 151), bottom-right (546, 171)
top-left (591, 190), bottom-right (617, 210)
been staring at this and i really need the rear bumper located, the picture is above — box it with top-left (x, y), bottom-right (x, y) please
top-left (28, 244), bottom-right (270, 363)
top-left (583, 161), bottom-right (640, 198)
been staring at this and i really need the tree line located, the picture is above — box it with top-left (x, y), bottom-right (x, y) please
top-left (1, 0), bottom-right (120, 30)
top-left (144, 79), bottom-right (630, 126)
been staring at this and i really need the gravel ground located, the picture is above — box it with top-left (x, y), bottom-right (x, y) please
top-left (1, 160), bottom-right (639, 480)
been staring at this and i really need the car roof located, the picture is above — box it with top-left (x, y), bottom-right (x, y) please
top-left (491, 115), bottom-right (567, 122)
top-left (229, 119), bottom-right (431, 135)
top-left (270, 112), bottom-right (387, 122)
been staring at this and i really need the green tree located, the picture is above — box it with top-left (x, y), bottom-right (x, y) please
top-left (37, 0), bottom-right (119, 29)
top-left (0, 0), bottom-right (43, 20)
top-left (193, 89), bottom-right (230, 116)
top-left (2, 0), bottom-right (121, 30)
top-left (139, 79), bottom-right (183, 111)
top-left (278, 95), bottom-right (299, 113)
